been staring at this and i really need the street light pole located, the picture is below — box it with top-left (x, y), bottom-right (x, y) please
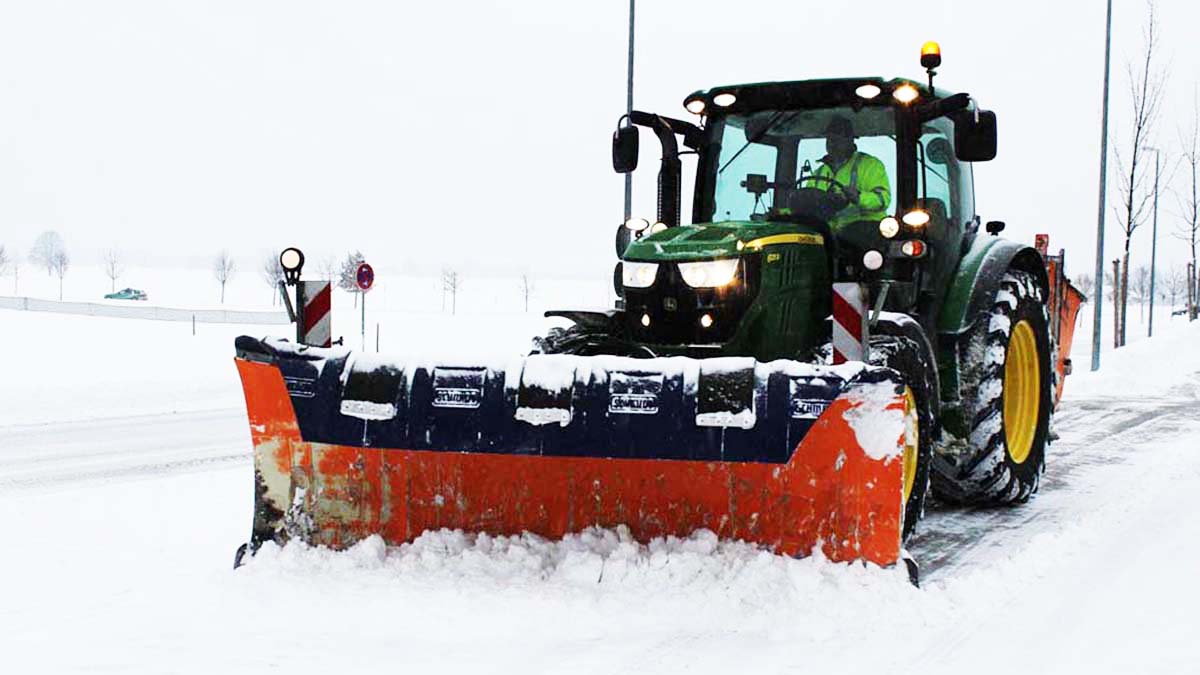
top-left (623, 0), bottom-right (635, 221)
top-left (1149, 149), bottom-right (1160, 337)
top-left (1091, 0), bottom-right (1114, 371)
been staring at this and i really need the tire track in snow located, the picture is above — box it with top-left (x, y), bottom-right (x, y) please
top-left (910, 377), bottom-right (1200, 582)
top-left (0, 408), bottom-right (250, 493)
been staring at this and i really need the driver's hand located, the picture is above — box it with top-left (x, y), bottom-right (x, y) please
top-left (844, 186), bottom-right (860, 204)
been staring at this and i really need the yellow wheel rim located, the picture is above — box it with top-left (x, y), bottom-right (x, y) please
top-left (902, 386), bottom-right (919, 504)
top-left (1003, 320), bottom-right (1040, 465)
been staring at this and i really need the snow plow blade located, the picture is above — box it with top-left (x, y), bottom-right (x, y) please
top-left (233, 336), bottom-right (910, 567)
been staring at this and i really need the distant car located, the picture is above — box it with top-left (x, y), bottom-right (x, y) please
top-left (105, 288), bottom-right (148, 301)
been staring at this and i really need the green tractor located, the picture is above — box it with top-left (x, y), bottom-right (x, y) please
top-left (540, 44), bottom-right (1061, 526)
top-left (233, 44), bottom-right (1076, 575)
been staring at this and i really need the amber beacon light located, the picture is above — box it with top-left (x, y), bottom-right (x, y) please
top-left (921, 41), bottom-right (942, 89)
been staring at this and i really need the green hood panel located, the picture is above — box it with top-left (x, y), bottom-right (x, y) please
top-left (623, 221), bottom-right (825, 262)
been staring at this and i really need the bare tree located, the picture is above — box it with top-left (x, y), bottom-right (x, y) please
top-left (29, 231), bottom-right (66, 276)
top-left (50, 249), bottom-right (69, 300)
top-left (442, 267), bottom-right (461, 315)
top-left (337, 251), bottom-right (366, 307)
top-left (7, 255), bottom-right (19, 295)
top-left (519, 273), bottom-right (535, 312)
top-left (316, 255), bottom-right (338, 282)
top-left (103, 248), bottom-right (123, 293)
top-left (260, 251), bottom-right (285, 306)
top-left (1132, 265), bottom-right (1152, 323)
top-left (213, 250), bottom-right (236, 304)
top-left (0, 244), bottom-right (8, 280)
top-left (1165, 266), bottom-right (1185, 311)
top-left (1075, 272), bottom-right (1095, 302)
top-left (1177, 93), bottom-right (1200, 321)
top-left (1111, 1), bottom-right (1166, 344)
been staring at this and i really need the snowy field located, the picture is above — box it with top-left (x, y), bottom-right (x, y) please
top-left (1, 288), bottom-right (1198, 673)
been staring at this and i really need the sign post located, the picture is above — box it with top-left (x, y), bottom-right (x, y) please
top-left (356, 262), bottom-right (375, 350)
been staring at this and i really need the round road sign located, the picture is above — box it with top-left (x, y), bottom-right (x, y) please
top-left (356, 262), bottom-right (374, 291)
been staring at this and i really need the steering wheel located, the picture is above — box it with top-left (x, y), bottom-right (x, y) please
top-left (796, 174), bottom-right (851, 199)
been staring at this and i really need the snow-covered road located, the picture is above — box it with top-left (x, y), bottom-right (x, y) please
top-left (2, 308), bottom-right (1198, 673)
top-left (0, 409), bottom-right (247, 492)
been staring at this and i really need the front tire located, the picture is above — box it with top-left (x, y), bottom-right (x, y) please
top-left (869, 314), bottom-right (937, 541)
top-left (932, 270), bottom-right (1053, 504)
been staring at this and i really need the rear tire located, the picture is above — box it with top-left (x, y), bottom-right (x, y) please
top-left (932, 270), bottom-right (1052, 504)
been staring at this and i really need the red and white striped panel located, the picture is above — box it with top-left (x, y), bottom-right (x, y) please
top-left (832, 282), bottom-right (866, 364)
top-left (301, 281), bottom-right (332, 348)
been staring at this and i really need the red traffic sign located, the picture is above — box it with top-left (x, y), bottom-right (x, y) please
top-left (356, 262), bottom-right (375, 291)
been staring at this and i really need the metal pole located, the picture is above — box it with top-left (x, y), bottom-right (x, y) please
top-left (1091, 0), bottom-right (1113, 371)
top-left (361, 292), bottom-right (366, 351)
top-left (296, 283), bottom-right (306, 344)
top-left (623, 0), bottom-right (635, 221)
top-left (1149, 151), bottom-right (1160, 337)
top-left (376, 322), bottom-right (380, 353)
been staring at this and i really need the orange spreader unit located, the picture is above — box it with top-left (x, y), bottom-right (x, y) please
top-left (234, 342), bottom-right (909, 568)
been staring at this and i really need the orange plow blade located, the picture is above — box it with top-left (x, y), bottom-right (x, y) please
top-left (233, 337), bottom-right (909, 567)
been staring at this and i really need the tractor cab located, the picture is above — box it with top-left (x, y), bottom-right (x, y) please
top-left (612, 54), bottom-right (997, 357)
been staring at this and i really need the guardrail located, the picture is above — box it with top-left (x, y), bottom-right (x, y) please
top-left (0, 296), bottom-right (290, 325)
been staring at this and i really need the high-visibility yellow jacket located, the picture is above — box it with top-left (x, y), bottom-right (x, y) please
top-left (812, 151), bottom-right (891, 227)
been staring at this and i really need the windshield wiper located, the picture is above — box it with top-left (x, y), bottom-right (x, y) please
top-left (719, 110), bottom-right (800, 174)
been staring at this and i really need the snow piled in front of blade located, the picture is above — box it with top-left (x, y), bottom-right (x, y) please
top-left (240, 526), bottom-right (924, 636)
top-left (842, 381), bottom-right (904, 460)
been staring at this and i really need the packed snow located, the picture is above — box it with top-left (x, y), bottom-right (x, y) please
top-left (2, 280), bottom-right (1199, 673)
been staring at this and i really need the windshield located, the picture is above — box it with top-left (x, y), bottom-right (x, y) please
top-left (710, 106), bottom-right (897, 223)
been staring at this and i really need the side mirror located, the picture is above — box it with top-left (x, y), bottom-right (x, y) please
top-left (952, 110), bottom-right (997, 162)
top-left (613, 125), bottom-right (639, 173)
top-left (614, 223), bottom-right (633, 258)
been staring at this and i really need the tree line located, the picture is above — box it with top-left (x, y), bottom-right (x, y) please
top-left (1106, 1), bottom-right (1199, 350)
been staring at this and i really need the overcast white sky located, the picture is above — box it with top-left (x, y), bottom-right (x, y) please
top-left (1, 0), bottom-right (1197, 282)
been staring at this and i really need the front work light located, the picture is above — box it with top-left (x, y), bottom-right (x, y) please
top-left (713, 92), bottom-right (737, 107)
top-left (685, 98), bottom-right (706, 115)
top-left (649, 222), bottom-right (669, 234)
top-left (863, 250), bottom-right (884, 271)
top-left (902, 209), bottom-right (931, 227)
top-left (678, 259), bottom-right (740, 288)
top-left (625, 217), bottom-right (650, 232)
top-left (623, 261), bottom-right (659, 288)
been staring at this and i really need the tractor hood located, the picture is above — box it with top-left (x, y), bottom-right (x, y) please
top-left (623, 221), bottom-right (826, 262)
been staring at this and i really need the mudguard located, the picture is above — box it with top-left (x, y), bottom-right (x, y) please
top-left (936, 236), bottom-right (1048, 404)
top-left (234, 336), bottom-right (912, 567)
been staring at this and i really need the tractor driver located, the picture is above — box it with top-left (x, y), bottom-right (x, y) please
top-left (809, 116), bottom-right (891, 229)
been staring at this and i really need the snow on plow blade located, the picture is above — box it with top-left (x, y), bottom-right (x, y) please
top-left (234, 336), bottom-right (909, 567)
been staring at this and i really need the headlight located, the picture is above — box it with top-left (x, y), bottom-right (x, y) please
top-left (678, 259), bottom-right (740, 288)
top-left (622, 261), bottom-right (659, 288)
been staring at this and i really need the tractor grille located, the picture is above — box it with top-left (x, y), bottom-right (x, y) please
top-left (623, 255), bottom-right (761, 346)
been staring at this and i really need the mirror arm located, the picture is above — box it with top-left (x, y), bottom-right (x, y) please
top-left (629, 110), bottom-right (704, 149)
top-left (916, 92), bottom-right (971, 123)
